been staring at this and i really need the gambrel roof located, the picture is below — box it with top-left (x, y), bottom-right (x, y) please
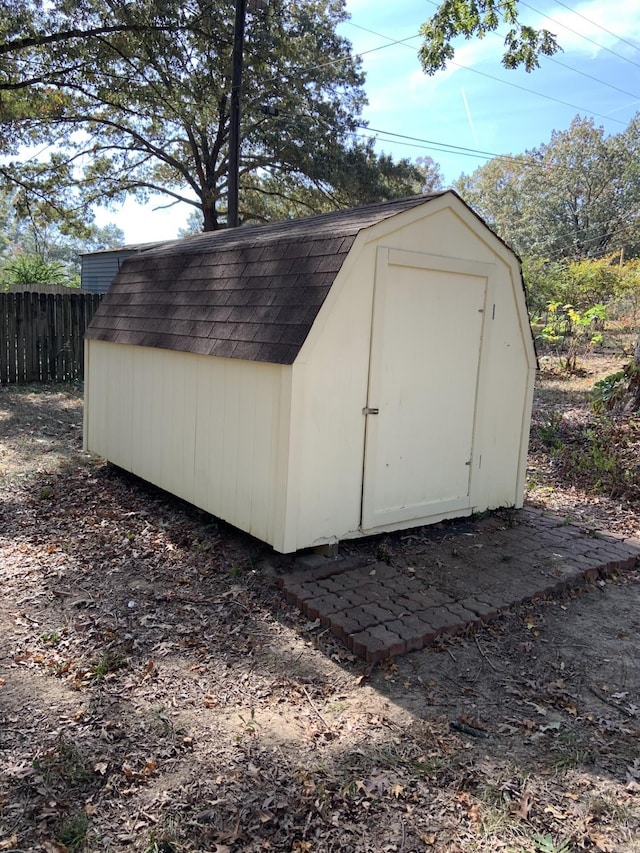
top-left (86, 193), bottom-right (445, 364)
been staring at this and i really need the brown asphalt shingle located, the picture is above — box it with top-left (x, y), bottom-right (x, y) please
top-left (85, 193), bottom-right (444, 365)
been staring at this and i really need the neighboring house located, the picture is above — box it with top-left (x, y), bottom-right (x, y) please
top-left (84, 192), bottom-right (537, 553)
top-left (80, 242), bottom-right (167, 293)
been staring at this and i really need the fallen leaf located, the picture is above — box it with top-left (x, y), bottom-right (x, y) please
top-left (588, 831), bottom-right (614, 852)
top-left (0, 836), bottom-right (18, 851)
top-left (544, 804), bottom-right (567, 819)
top-left (94, 761), bottom-right (108, 775)
top-left (512, 785), bottom-right (533, 820)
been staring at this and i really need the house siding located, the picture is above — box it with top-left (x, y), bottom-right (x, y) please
top-left (83, 340), bottom-right (292, 549)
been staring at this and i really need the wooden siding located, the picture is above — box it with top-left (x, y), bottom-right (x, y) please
top-left (287, 197), bottom-right (536, 550)
top-left (84, 194), bottom-right (535, 552)
top-left (0, 291), bottom-right (102, 384)
top-left (80, 252), bottom-right (136, 294)
top-left (84, 341), bottom-right (292, 550)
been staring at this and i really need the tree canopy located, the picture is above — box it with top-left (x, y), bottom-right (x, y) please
top-left (0, 0), bottom-right (438, 232)
top-left (454, 115), bottom-right (640, 262)
top-left (0, 184), bottom-right (124, 286)
top-left (418, 0), bottom-right (561, 73)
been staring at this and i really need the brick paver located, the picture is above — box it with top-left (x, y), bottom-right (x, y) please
top-left (278, 508), bottom-right (640, 663)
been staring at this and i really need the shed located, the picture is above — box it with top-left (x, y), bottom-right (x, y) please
top-left (83, 191), bottom-right (536, 553)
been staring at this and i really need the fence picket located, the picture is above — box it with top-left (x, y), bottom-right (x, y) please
top-left (0, 292), bottom-right (102, 384)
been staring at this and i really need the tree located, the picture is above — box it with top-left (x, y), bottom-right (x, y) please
top-left (1, 0), bottom-right (426, 232)
top-left (418, 0), bottom-right (560, 74)
top-left (453, 116), bottom-right (640, 262)
top-left (0, 185), bottom-right (124, 284)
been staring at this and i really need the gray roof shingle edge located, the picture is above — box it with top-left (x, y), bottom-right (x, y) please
top-left (85, 193), bottom-right (445, 365)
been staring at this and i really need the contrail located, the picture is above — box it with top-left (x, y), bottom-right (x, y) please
top-left (461, 88), bottom-right (479, 147)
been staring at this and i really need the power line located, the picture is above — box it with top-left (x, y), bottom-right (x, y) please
top-left (356, 125), bottom-right (541, 166)
top-left (518, 0), bottom-right (640, 70)
top-left (545, 55), bottom-right (640, 101)
top-left (551, 0), bottom-right (640, 55)
top-left (448, 59), bottom-right (628, 125)
top-left (345, 19), bottom-right (633, 127)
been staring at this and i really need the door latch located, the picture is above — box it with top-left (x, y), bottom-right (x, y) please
top-left (362, 407), bottom-right (379, 415)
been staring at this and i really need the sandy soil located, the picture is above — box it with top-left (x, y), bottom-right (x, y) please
top-left (1, 367), bottom-right (640, 853)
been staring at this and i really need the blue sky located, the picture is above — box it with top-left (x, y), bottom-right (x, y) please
top-left (101, 0), bottom-right (640, 243)
top-left (339, 0), bottom-right (640, 183)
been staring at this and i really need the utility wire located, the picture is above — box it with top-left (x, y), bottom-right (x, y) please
top-left (448, 59), bottom-right (628, 125)
top-left (545, 55), bottom-right (640, 101)
top-left (518, 0), bottom-right (640, 70)
top-left (356, 125), bottom-right (542, 166)
top-left (345, 19), bottom-right (633, 126)
top-left (551, 0), bottom-right (640, 54)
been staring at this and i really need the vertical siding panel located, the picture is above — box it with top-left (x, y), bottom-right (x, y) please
top-left (234, 365), bottom-right (257, 532)
top-left (248, 366), bottom-right (278, 541)
top-left (179, 356), bottom-right (198, 503)
top-left (108, 344), bottom-right (133, 470)
top-left (130, 347), bottom-right (152, 482)
top-left (82, 341), bottom-right (90, 449)
top-left (165, 354), bottom-right (182, 496)
top-left (205, 362), bottom-right (226, 515)
top-left (84, 343), bottom-right (293, 550)
top-left (221, 360), bottom-right (241, 518)
top-left (193, 358), bottom-right (214, 510)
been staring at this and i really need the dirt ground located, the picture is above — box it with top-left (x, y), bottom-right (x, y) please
top-left (1, 355), bottom-right (640, 853)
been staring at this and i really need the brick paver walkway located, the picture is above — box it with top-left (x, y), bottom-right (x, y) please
top-left (279, 508), bottom-right (640, 663)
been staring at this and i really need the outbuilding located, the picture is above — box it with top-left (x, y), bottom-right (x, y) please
top-left (84, 192), bottom-right (536, 553)
top-left (80, 242), bottom-right (166, 293)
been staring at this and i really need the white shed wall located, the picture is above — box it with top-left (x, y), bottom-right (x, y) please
top-left (287, 196), bottom-right (536, 549)
top-left (282, 245), bottom-right (377, 551)
top-left (84, 195), bottom-right (535, 554)
top-left (84, 340), bottom-right (293, 550)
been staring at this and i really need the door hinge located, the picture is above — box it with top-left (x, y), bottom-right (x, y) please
top-left (362, 407), bottom-right (379, 415)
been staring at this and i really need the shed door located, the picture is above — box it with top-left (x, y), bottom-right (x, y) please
top-left (361, 248), bottom-right (490, 531)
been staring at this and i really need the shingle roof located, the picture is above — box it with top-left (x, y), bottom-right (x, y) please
top-left (86, 193), bottom-right (444, 365)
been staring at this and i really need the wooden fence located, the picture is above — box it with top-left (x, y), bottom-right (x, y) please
top-left (0, 291), bottom-right (102, 384)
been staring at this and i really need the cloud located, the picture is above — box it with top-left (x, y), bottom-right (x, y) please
top-left (527, 0), bottom-right (640, 57)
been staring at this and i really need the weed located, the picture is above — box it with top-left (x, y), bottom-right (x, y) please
top-left (238, 707), bottom-right (260, 736)
top-left (536, 411), bottom-right (565, 452)
top-left (592, 370), bottom-right (627, 413)
top-left (33, 736), bottom-right (94, 789)
top-left (548, 733), bottom-right (596, 772)
top-left (588, 793), bottom-right (635, 822)
top-left (375, 539), bottom-right (393, 564)
top-left (40, 630), bottom-right (61, 646)
top-left (229, 565), bottom-right (243, 578)
top-left (90, 649), bottom-right (127, 681)
top-left (144, 831), bottom-right (180, 853)
top-left (371, 743), bottom-right (442, 777)
top-left (538, 302), bottom-right (607, 375)
top-left (56, 811), bottom-right (89, 851)
top-left (533, 833), bottom-right (574, 853)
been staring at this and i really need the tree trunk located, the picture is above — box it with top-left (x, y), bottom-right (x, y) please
top-left (202, 201), bottom-right (221, 232)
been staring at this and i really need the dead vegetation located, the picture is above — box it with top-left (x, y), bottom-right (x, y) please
top-left (1, 359), bottom-right (640, 853)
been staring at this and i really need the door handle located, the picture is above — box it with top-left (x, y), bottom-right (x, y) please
top-left (362, 407), bottom-right (379, 415)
